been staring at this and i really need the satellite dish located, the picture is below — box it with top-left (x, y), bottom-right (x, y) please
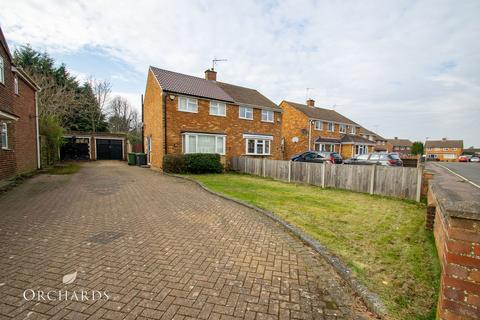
top-left (292, 137), bottom-right (299, 143)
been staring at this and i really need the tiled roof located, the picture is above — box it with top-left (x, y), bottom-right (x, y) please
top-left (341, 134), bottom-right (375, 144)
top-left (387, 138), bottom-right (413, 147)
top-left (314, 137), bottom-right (341, 144)
top-left (283, 101), bottom-right (359, 125)
top-left (150, 66), bottom-right (280, 110)
top-left (216, 82), bottom-right (280, 110)
top-left (360, 127), bottom-right (386, 141)
top-left (150, 67), bottom-right (234, 103)
top-left (425, 140), bottom-right (463, 148)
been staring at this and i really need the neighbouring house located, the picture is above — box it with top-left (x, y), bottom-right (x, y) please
top-left (359, 128), bottom-right (388, 152)
top-left (386, 137), bottom-right (413, 158)
top-left (280, 99), bottom-right (374, 160)
top-left (60, 132), bottom-right (127, 161)
top-left (425, 138), bottom-right (463, 162)
top-left (143, 67), bottom-right (282, 168)
top-left (463, 147), bottom-right (480, 156)
top-left (0, 26), bottom-right (40, 182)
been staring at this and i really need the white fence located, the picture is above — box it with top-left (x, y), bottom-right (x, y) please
top-left (230, 157), bottom-right (423, 201)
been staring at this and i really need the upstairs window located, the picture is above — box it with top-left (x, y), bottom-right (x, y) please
top-left (339, 124), bottom-right (346, 133)
top-left (350, 126), bottom-right (356, 134)
top-left (261, 110), bottom-right (274, 122)
top-left (327, 122), bottom-right (334, 132)
top-left (239, 106), bottom-right (253, 120)
top-left (178, 96), bottom-right (198, 113)
top-left (14, 74), bottom-right (19, 94)
top-left (1, 122), bottom-right (8, 149)
top-left (314, 121), bottom-right (323, 130)
top-left (0, 56), bottom-right (4, 84)
top-left (210, 101), bottom-right (226, 116)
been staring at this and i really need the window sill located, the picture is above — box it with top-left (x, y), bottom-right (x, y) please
top-left (209, 113), bottom-right (227, 117)
top-left (178, 109), bottom-right (198, 113)
top-left (246, 153), bottom-right (271, 156)
top-left (261, 120), bottom-right (274, 123)
top-left (239, 117), bottom-right (253, 121)
top-left (1, 148), bottom-right (12, 151)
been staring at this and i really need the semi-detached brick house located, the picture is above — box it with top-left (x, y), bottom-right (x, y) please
top-left (359, 127), bottom-right (388, 152)
top-left (143, 67), bottom-right (282, 169)
top-left (386, 138), bottom-right (413, 158)
top-left (425, 138), bottom-right (463, 162)
top-left (0, 26), bottom-right (40, 182)
top-left (280, 99), bottom-right (374, 160)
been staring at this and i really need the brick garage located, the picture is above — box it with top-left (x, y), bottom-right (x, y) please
top-left (61, 132), bottom-right (127, 161)
top-left (0, 26), bottom-right (40, 182)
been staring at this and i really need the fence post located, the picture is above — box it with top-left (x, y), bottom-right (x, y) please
top-left (416, 164), bottom-right (423, 202)
top-left (288, 161), bottom-right (291, 183)
top-left (321, 162), bottom-right (326, 188)
top-left (369, 164), bottom-right (376, 195)
top-left (263, 158), bottom-right (266, 177)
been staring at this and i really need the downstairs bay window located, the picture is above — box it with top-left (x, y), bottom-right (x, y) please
top-left (355, 144), bottom-right (368, 155)
top-left (182, 133), bottom-right (225, 155)
top-left (243, 134), bottom-right (272, 155)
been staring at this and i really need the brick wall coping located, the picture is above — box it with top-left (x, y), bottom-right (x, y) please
top-left (429, 174), bottom-right (480, 221)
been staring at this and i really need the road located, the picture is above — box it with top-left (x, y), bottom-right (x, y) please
top-left (428, 162), bottom-right (480, 187)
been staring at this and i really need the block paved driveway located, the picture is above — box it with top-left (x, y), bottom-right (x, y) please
top-left (0, 162), bottom-right (370, 320)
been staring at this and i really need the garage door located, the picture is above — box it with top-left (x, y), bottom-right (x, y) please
top-left (96, 139), bottom-right (123, 160)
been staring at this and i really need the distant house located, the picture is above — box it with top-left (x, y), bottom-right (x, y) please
top-left (0, 26), bottom-right (40, 182)
top-left (280, 99), bottom-right (374, 159)
top-left (386, 137), bottom-right (413, 158)
top-left (143, 67), bottom-right (282, 169)
top-left (360, 128), bottom-right (388, 152)
top-left (425, 138), bottom-right (463, 162)
top-left (463, 147), bottom-right (480, 156)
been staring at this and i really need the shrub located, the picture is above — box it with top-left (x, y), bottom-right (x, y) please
top-left (163, 154), bottom-right (224, 174)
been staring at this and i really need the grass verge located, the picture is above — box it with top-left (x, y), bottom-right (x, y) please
top-left (188, 173), bottom-right (440, 320)
top-left (47, 163), bottom-right (81, 175)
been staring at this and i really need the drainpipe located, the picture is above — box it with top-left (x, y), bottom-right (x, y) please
top-left (141, 94), bottom-right (144, 153)
top-left (163, 92), bottom-right (168, 155)
top-left (308, 119), bottom-right (314, 150)
top-left (35, 91), bottom-right (41, 169)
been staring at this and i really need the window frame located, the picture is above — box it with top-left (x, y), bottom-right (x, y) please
top-left (339, 124), bottom-right (346, 133)
top-left (355, 144), bottom-right (368, 155)
top-left (350, 126), bottom-right (356, 134)
top-left (261, 110), bottom-right (274, 123)
top-left (327, 122), bottom-right (334, 132)
top-left (182, 132), bottom-right (226, 155)
top-left (0, 56), bottom-right (4, 85)
top-left (178, 96), bottom-right (198, 113)
top-left (239, 106), bottom-right (253, 120)
top-left (209, 101), bottom-right (226, 117)
top-left (314, 121), bottom-right (323, 130)
top-left (1, 122), bottom-right (8, 149)
top-left (243, 134), bottom-right (273, 156)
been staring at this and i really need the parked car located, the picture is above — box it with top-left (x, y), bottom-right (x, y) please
top-left (317, 151), bottom-right (343, 164)
top-left (470, 156), bottom-right (480, 162)
top-left (458, 155), bottom-right (472, 162)
top-left (291, 151), bottom-right (336, 163)
top-left (344, 152), bottom-right (403, 166)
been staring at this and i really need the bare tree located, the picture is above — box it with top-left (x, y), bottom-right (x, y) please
top-left (85, 77), bottom-right (111, 132)
top-left (108, 96), bottom-right (137, 133)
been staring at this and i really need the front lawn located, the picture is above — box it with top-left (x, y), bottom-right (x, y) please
top-left (189, 173), bottom-right (440, 320)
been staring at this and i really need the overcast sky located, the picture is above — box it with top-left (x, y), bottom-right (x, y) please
top-left (1, 0), bottom-right (479, 146)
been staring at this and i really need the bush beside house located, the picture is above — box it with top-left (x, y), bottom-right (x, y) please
top-left (163, 154), bottom-right (223, 174)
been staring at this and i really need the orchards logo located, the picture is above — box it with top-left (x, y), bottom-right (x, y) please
top-left (23, 271), bottom-right (110, 302)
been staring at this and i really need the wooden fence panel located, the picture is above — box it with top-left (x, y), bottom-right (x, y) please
top-left (231, 157), bottom-right (421, 201)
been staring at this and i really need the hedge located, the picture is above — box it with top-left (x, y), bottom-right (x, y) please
top-left (163, 154), bottom-right (224, 174)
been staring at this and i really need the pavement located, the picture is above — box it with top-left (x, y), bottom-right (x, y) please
top-left (426, 162), bottom-right (480, 188)
top-left (0, 161), bottom-right (369, 320)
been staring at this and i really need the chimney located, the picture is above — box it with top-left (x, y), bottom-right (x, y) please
top-left (394, 137), bottom-right (398, 140)
top-left (442, 137), bottom-right (447, 141)
top-left (205, 68), bottom-right (217, 81)
top-left (306, 99), bottom-right (315, 107)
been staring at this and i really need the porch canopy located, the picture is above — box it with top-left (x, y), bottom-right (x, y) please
top-left (314, 137), bottom-right (341, 144)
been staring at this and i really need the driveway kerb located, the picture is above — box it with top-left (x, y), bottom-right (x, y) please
top-left (169, 173), bottom-right (388, 319)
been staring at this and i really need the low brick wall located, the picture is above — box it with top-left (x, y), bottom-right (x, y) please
top-left (428, 180), bottom-right (480, 319)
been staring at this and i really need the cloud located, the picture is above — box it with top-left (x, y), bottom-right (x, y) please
top-left (1, 0), bottom-right (479, 146)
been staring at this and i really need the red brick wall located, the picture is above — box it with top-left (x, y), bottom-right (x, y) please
top-left (434, 209), bottom-right (480, 319)
top-left (164, 96), bottom-right (282, 163)
top-left (13, 77), bottom-right (38, 173)
top-left (0, 123), bottom-right (16, 180)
